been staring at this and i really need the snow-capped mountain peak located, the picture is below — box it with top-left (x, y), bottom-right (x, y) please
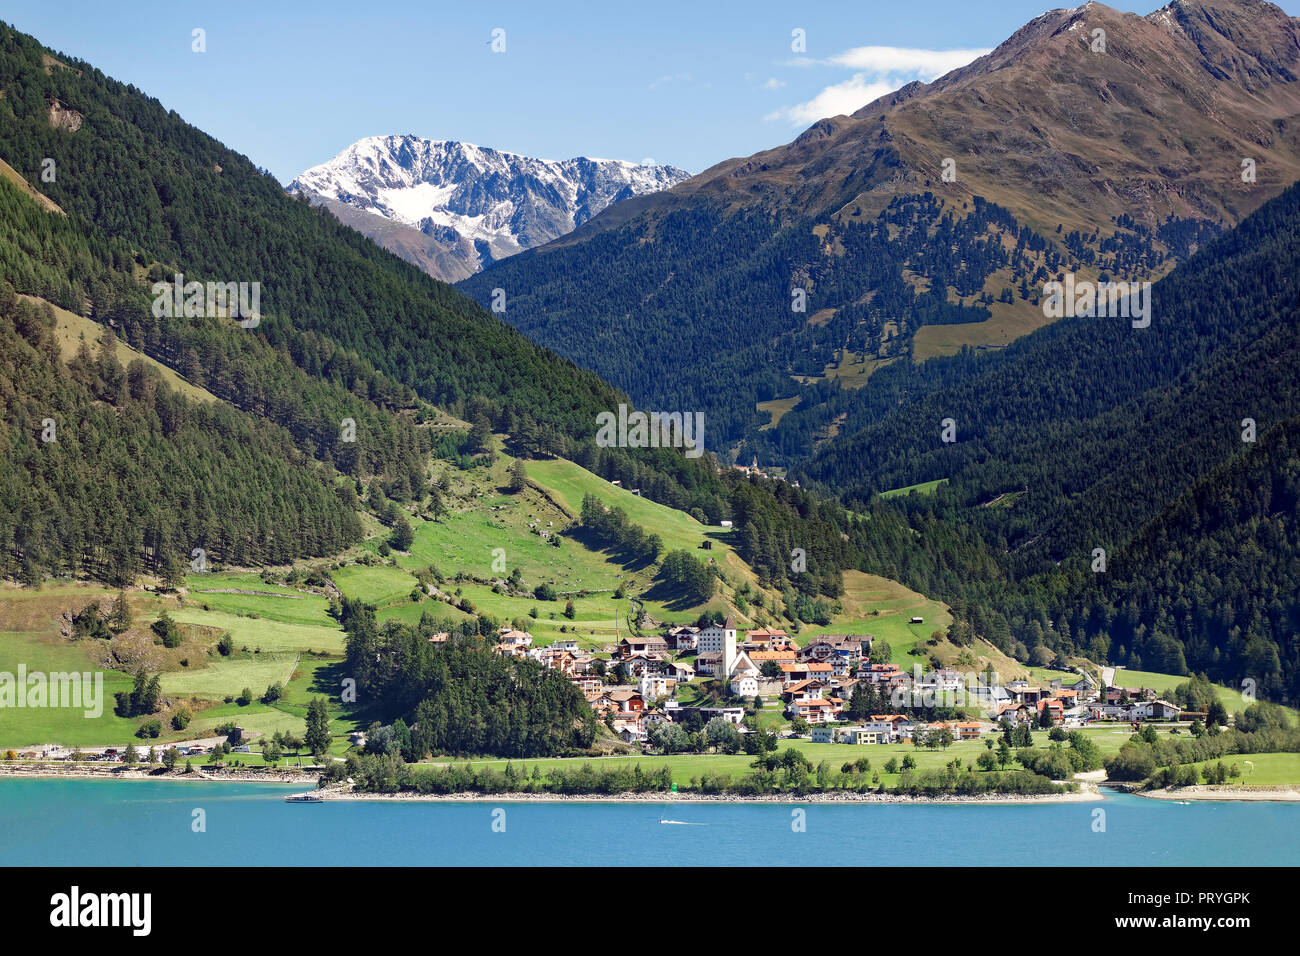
top-left (287, 135), bottom-right (691, 280)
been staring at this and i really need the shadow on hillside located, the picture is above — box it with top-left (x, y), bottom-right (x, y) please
top-left (639, 578), bottom-right (706, 613)
top-left (565, 526), bottom-right (657, 573)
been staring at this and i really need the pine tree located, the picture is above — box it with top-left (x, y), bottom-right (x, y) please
top-left (109, 591), bottom-right (132, 633)
top-left (305, 697), bottom-right (332, 756)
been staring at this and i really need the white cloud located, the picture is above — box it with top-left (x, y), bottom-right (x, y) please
top-left (766, 75), bottom-right (900, 124)
top-left (768, 44), bottom-right (990, 126)
top-left (649, 72), bottom-right (691, 90)
top-left (828, 46), bottom-right (990, 75)
top-left (761, 77), bottom-right (785, 90)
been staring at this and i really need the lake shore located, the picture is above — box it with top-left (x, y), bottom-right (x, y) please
top-left (0, 763), bottom-right (1102, 803)
top-left (17, 765), bottom-right (1296, 804)
top-left (0, 763), bottom-right (318, 785)
top-left (1136, 785), bottom-right (1300, 802)
top-left (300, 785), bottom-right (1102, 806)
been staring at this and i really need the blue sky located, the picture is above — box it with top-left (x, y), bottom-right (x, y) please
top-left (7, 0), bottom-right (1299, 181)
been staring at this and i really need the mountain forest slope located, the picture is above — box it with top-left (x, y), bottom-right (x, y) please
top-left (460, 0), bottom-right (1300, 452)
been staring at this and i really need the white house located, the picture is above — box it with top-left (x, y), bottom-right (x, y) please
top-left (639, 674), bottom-right (675, 703)
top-left (697, 617), bottom-right (738, 660)
top-left (730, 675), bottom-right (759, 698)
top-left (699, 706), bottom-right (746, 726)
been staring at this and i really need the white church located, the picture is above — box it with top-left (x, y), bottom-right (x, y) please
top-left (696, 616), bottom-right (760, 696)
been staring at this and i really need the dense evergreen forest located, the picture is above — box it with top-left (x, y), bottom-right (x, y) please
top-left (339, 599), bottom-right (597, 758)
top-left (778, 180), bottom-right (1300, 702)
top-left (0, 21), bottom-right (752, 578)
top-left (0, 24), bottom-right (620, 437)
top-left (0, 288), bottom-right (360, 584)
top-left (463, 170), bottom-right (1211, 447)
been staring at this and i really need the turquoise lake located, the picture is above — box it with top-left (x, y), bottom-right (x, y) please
top-left (1, 779), bottom-right (1296, 866)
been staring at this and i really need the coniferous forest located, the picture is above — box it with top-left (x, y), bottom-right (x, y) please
top-left (0, 9), bottom-right (1297, 713)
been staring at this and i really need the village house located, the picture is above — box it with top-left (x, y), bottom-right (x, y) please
top-left (618, 635), bottom-right (669, 660)
top-left (812, 723), bottom-right (889, 745)
top-left (499, 627), bottom-right (533, 647)
top-left (698, 706), bottom-right (746, 726)
top-left (1138, 699), bottom-right (1183, 721)
top-left (612, 711), bottom-right (646, 743)
top-left (664, 626), bottom-right (699, 652)
top-left (866, 714), bottom-right (917, 740)
top-left (998, 702), bottom-right (1034, 725)
top-left (749, 648), bottom-right (798, 671)
top-left (967, 681), bottom-right (1011, 710)
top-left (802, 635), bottom-right (872, 664)
top-left (743, 627), bottom-right (789, 648)
top-left (569, 676), bottom-right (603, 698)
top-left (781, 660), bottom-right (834, 684)
top-left (1012, 684), bottom-right (1052, 704)
top-left (1036, 698), bottom-right (1065, 724)
top-left (623, 653), bottom-right (667, 679)
top-left (528, 646), bottom-right (580, 675)
top-left (639, 674), bottom-right (676, 703)
top-left (809, 724), bottom-right (839, 744)
top-left (663, 660), bottom-right (696, 682)
top-left (842, 726), bottom-right (887, 745)
top-left (730, 674), bottom-right (760, 698)
top-left (788, 697), bottom-right (841, 724)
top-left (493, 641), bottom-right (529, 659)
top-left (914, 668), bottom-right (965, 695)
top-left (694, 652), bottom-right (724, 677)
top-left (782, 679), bottom-right (832, 704)
top-left (595, 688), bottom-right (644, 715)
top-left (860, 718), bottom-right (899, 741)
top-left (1070, 673), bottom-right (1098, 698)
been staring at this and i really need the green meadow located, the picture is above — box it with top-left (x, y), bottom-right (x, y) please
top-left (1179, 752), bottom-right (1300, 787)
top-left (419, 726), bottom-right (1133, 789)
top-left (0, 629), bottom-right (140, 746)
top-left (879, 478), bottom-right (949, 499)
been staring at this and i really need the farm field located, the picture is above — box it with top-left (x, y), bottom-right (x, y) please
top-left (167, 606), bottom-right (344, 654)
top-left (332, 565), bottom-right (420, 609)
top-left (185, 574), bottom-right (336, 629)
top-left (0, 629), bottom-right (140, 746)
top-left (158, 652), bottom-right (300, 698)
top-left (341, 452), bottom-right (770, 640)
top-left (1178, 752), bottom-right (1300, 787)
top-left (527, 457), bottom-right (729, 557)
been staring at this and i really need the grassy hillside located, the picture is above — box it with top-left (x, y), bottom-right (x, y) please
top-left (32, 294), bottom-right (219, 405)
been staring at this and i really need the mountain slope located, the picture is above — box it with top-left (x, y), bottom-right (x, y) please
top-left (0, 25), bottom-right (625, 439)
top-left (460, 0), bottom-right (1300, 453)
top-left (790, 172), bottom-right (1300, 701)
top-left (288, 135), bottom-right (690, 281)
